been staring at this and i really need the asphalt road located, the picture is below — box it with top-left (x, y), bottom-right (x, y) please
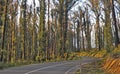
top-left (0, 57), bottom-right (97, 74)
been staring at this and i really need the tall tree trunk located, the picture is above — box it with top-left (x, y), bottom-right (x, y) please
top-left (23, 0), bottom-right (27, 60)
top-left (32, 0), bottom-right (36, 61)
top-left (38, 0), bottom-right (46, 61)
top-left (47, 0), bottom-right (50, 60)
top-left (1, 0), bottom-right (8, 62)
top-left (63, 0), bottom-right (68, 52)
top-left (59, 0), bottom-right (64, 56)
top-left (103, 0), bottom-right (113, 52)
top-left (112, 0), bottom-right (119, 47)
top-left (96, 14), bottom-right (101, 50)
top-left (76, 20), bottom-right (80, 51)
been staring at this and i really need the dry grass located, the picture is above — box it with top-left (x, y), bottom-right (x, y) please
top-left (75, 49), bottom-right (107, 58)
top-left (76, 45), bottom-right (120, 74)
top-left (102, 57), bottom-right (120, 74)
top-left (76, 61), bottom-right (105, 74)
top-left (102, 45), bottom-right (120, 74)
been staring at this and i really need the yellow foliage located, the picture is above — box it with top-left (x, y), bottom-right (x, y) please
top-left (102, 46), bottom-right (120, 74)
top-left (103, 57), bottom-right (120, 74)
top-left (113, 47), bottom-right (120, 54)
top-left (94, 50), bottom-right (107, 58)
top-left (75, 49), bottom-right (107, 58)
top-left (11, 58), bottom-right (14, 63)
top-left (118, 44), bottom-right (120, 49)
top-left (78, 52), bottom-right (88, 56)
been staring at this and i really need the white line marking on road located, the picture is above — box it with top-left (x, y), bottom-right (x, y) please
top-left (64, 62), bottom-right (90, 74)
top-left (25, 62), bottom-right (71, 74)
top-left (64, 65), bottom-right (79, 74)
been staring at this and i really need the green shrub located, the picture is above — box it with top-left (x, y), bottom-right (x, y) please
top-left (0, 62), bottom-right (7, 69)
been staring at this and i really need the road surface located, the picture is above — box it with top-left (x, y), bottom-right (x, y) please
top-left (0, 57), bottom-right (97, 74)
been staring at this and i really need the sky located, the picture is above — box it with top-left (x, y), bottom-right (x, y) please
top-left (27, 0), bottom-right (39, 7)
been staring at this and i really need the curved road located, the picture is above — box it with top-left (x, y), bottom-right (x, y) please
top-left (0, 57), bottom-right (97, 74)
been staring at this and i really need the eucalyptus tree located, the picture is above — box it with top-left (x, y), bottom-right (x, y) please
top-left (23, 0), bottom-right (28, 60)
top-left (8, 1), bottom-right (19, 63)
top-left (0, 0), bottom-right (5, 62)
top-left (89, 0), bottom-right (103, 50)
top-left (111, 0), bottom-right (119, 47)
top-left (52, 0), bottom-right (79, 56)
top-left (1, 0), bottom-right (8, 62)
top-left (81, 12), bottom-right (85, 51)
top-left (47, 0), bottom-right (50, 59)
top-left (63, 0), bottom-right (79, 52)
top-left (72, 10), bottom-right (82, 51)
top-left (76, 17), bottom-right (80, 51)
top-left (85, 7), bottom-right (92, 50)
top-left (37, 0), bottom-right (46, 61)
top-left (32, 0), bottom-right (38, 61)
top-left (51, 8), bottom-right (60, 58)
top-left (102, 0), bottom-right (113, 51)
top-left (19, 0), bottom-right (28, 61)
top-left (0, 0), bottom-right (4, 26)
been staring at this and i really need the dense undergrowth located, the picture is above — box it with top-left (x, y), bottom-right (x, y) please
top-left (102, 46), bottom-right (120, 74)
top-left (76, 60), bottom-right (105, 74)
top-left (0, 61), bottom-right (33, 70)
top-left (75, 45), bottom-right (120, 74)
top-left (75, 49), bottom-right (107, 58)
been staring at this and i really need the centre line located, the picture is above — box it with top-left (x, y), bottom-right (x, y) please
top-left (64, 65), bottom-right (79, 74)
top-left (25, 62), bottom-right (72, 74)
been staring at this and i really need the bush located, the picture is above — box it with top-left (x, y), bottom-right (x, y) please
top-left (0, 62), bottom-right (7, 69)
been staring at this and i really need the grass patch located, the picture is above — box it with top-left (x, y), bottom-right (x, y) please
top-left (0, 61), bottom-right (34, 70)
top-left (76, 60), bottom-right (106, 74)
top-left (0, 55), bottom-right (82, 70)
top-left (75, 49), bottom-right (107, 58)
top-left (0, 63), bottom-right (7, 70)
top-left (0, 63), bottom-right (18, 70)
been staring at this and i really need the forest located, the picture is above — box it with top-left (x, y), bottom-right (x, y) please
top-left (0, 0), bottom-right (120, 73)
